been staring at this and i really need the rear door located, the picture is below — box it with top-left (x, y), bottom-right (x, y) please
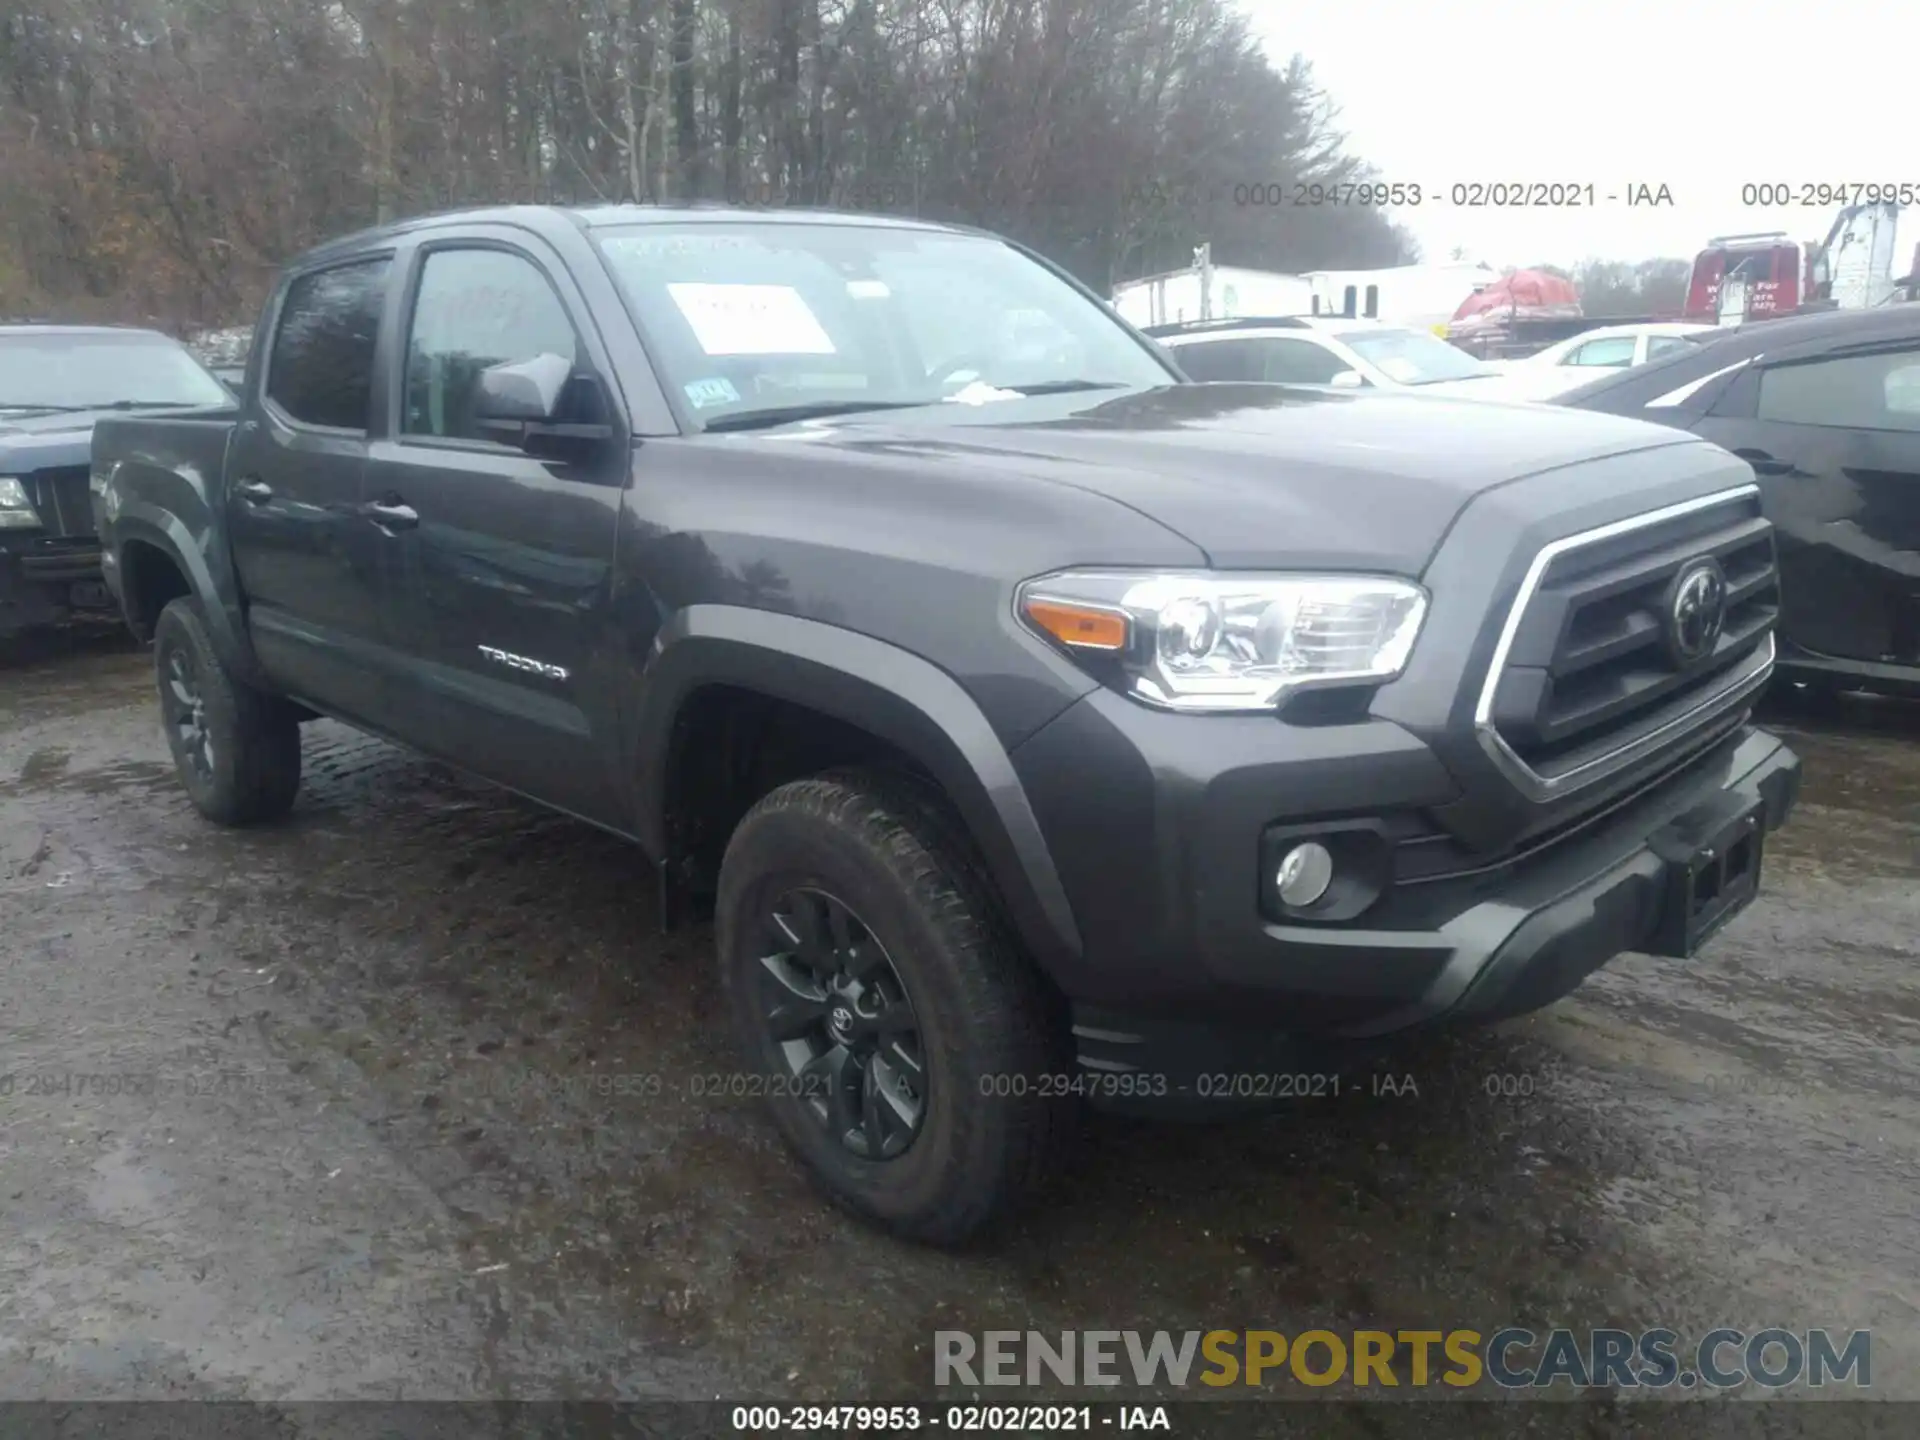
top-left (363, 232), bottom-right (629, 826)
top-left (227, 255), bottom-right (394, 723)
top-left (1695, 340), bottom-right (1920, 665)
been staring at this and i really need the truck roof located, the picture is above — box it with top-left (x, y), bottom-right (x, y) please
top-left (294, 203), bottom-right (981, 268)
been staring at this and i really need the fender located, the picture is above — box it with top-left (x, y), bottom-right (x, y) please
top-left (108, 499), bottom-right (265, 686)
top-left (633, 604), bottom-right (1085, 973)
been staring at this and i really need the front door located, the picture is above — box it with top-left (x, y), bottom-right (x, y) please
top-left (1697, 341), bottom-right (1920, 665)
top-left (364, 238), bottom-right (629, 827)
top-left (228, 255), bottom-right (394, 725)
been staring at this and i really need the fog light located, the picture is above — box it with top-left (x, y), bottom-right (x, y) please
top-left (1275, 842), bottom-right (1334, 907)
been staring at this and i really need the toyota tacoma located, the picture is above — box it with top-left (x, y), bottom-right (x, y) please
top-left (91, 205), bottom-right (1801, 1243)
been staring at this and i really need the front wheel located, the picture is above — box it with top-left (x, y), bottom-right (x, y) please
top-left (715, 770), bottom-right (1074, 1244)
top-left (154, 597), bottom-right (302, 825)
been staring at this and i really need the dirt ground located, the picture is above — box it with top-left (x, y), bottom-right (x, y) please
top-left (3, 626), bottom-right (1917, 1427)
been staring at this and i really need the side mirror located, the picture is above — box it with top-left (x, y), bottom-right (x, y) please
top-left (475, 352), bottom-right (573, 422)
top-left (1329, 370), bottom-right (1365, 389)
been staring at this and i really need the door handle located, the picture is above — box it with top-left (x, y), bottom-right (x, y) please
top-left (235, 478), bottom-right (273, 503)
top-left (1733, 449), bottom-right (1793, 477)
top-left (362, 498), bottom-right (419, 530)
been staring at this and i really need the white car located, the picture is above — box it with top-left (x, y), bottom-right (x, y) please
top-left (1478, 322), bottom-right (1717, 400)
top-left (1149, 316), bottom-right (1515, 399)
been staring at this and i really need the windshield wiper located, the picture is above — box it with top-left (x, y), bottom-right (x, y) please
top-left (85, 399), bottom-right (205, 410)
top-left (1000, 380), bottom-right (1129, 396)
top-left (0, 399), bottom-right (202, 414)
top-left (701, 399), bottom-right (932, 433)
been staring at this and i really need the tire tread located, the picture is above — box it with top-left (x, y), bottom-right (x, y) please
top-left (155, 597), bottom-right (301, 825)
top-left (718, 766), bottom-right (1074, 1244)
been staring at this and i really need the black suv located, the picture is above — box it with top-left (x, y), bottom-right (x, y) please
top-left (93, 206), bottom-right (1800, 1241)
top-left (2, 324), bottom-right (234, 644)
top-left (1558, 305), bottom-right (1920, 698)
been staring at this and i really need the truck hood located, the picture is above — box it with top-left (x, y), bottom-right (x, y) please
top-left (0, 407), bottom-right (110, 471)
top-left (740, 383), bottom-right (1703, 574)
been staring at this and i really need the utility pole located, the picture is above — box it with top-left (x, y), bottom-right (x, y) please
top-left (1194, 243), bottom-right (1213, 321)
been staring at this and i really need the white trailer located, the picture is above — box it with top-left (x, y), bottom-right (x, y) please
top-left (1110, 265), bottom-right (1312, 328)
top-left (1302, 262), bottom-right (1497, 332)
top-left (1819, 202), bottom-right (1904, 312)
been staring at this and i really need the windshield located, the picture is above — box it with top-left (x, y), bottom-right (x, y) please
top-left (593, 222), bottom-right (1173, 426)
top-left (1335, 328), bottom-right (1492, 384)
top-left (0, 332), bottom-right (231, 412)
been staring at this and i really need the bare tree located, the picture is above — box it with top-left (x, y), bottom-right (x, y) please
top-left (0, 0), bottom-right (1414, 326)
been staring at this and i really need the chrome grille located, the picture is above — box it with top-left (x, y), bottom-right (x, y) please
top-left (1475, 486), bottom-right (1778, 799)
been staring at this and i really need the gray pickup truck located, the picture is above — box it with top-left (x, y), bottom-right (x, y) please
top-left (92, 205), bottom-right (1800, 1242)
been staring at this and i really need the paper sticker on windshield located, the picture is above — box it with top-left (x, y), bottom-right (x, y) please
top-left (684, 377), bottom-right (741, 409)
top-left (847, 279), bottom-right (890, 299)
top-left (944, 380), bottom-right (1022, 405)
top-left (667, 283), bottom-right (836, 356)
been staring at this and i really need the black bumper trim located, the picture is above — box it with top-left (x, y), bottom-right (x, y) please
top-left (1069, 726), bottom-right (1801, 1087)
top-left (21, 548), bottom-right (104, 582)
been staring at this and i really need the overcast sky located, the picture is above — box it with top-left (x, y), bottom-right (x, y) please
top-left (1241, 0), bottom-right (1908, 268)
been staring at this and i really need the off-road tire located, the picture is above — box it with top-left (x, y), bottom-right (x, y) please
top-left (154, 596), bottom-right (301, 825)
top-left (716, 768), bottom-right (1075, 1245)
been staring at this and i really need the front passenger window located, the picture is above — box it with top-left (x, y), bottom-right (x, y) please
top-left (1567, 337), bottom-right (1637, 368)
top-left (1256, 339), bottom-right (1349, 385)
top-left (403, 249), bottom-right (581, 442)
top-left (1173, 339), bottom-right (1265, 382)
top-left (1757, 347), bottom-right (1920, 432)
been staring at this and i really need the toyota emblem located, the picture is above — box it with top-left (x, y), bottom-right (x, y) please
top-left (1666, 559), bottom-right (1728, 666)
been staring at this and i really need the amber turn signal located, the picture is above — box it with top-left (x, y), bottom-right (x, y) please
top-left (1022, 597), bottom-right (1129, 651)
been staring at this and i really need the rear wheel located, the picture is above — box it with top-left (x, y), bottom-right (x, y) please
top-left (154, 597), bottom-right (301, 825)
top-left (715, 770), bottom-right (1074, 1244)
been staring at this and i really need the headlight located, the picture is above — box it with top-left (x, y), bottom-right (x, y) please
top-left (1016, 569), bottom-right (1427, 712)
top-left (0, 476), bottom-right (39, 529)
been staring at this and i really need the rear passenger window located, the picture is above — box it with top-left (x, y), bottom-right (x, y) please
top-left (266, 259), bottom-right (390, 431)
top-left (1757, 347), bottom-right (1920, 432)
top-left (403, 249), bottom-right (580, 442)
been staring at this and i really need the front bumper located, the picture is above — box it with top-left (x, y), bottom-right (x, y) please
top-left (1009, 688), bottom-right (1800, 1096)
top-left (0, 536), bottom-right (109, 636)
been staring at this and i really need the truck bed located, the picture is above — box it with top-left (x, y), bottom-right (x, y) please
top-left (91, 409), bottom-right (241, 625)
top-left (93, 409), bottom-right (239, 529)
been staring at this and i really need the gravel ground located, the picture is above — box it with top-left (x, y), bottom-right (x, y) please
top-left (2, 628), bottom-right (1916, 1433)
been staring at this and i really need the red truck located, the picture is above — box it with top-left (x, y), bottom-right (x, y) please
top-left (1683, 232), bottom-right (1805, 323)
top-left (1685, 203), bottom-right (1906, 324)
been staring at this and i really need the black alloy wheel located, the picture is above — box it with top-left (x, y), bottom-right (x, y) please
top-left (151, 596), bottom-right (302, 825)
top-left (758, 886), bottom-right (927, 1159)
top-left (161, 642), bottom-right (216, 782)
